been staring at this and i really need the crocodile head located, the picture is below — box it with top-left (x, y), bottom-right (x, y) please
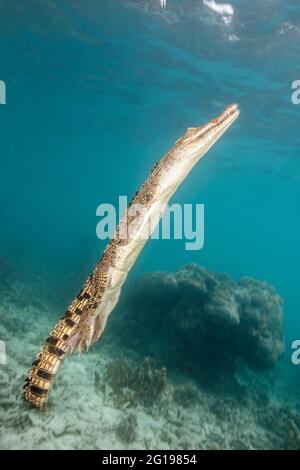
top-left (177, 103), bottom-right (240, 159)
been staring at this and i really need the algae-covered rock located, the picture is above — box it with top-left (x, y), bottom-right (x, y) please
top-left (173, 383), bottom-right (200, 408)
top-left (115, 414), bottom-right (137, 444)
top-left (105, 356), bottom-right (167, 408)
top-left (113, 264), bottom-right (284, 388)
top-left (256, 405), bottom-right (300, 450)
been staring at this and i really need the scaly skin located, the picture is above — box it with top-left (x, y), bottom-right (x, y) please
top-left (23, 104), bottom-right (239, 409)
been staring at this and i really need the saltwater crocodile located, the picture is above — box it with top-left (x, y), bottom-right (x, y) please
top-left (23, 103), bottom-right (239, 409)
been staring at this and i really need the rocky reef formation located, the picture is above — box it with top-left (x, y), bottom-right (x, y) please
top-left (0, 271), bottom-right (298, 450)
top-left (113, 264), bottom-right (284, 389)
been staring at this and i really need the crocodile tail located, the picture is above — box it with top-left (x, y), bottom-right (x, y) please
top-left (23, 285), bottom-right (99, 409)
top-left (23, 312), bottom-right (79, 409)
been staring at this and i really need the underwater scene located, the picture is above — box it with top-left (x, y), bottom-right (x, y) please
top-left (0, 0), bottom-right (300, 451)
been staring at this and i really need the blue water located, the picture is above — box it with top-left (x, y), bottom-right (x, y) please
top-left (1, 0), bottom-right (300, 403)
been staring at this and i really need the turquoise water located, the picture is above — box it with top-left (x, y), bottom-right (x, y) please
top-left (0, 0), bottom-right (300, 449)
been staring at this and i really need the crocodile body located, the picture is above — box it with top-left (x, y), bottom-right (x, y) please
top-left (23, 104), bottom-right (239, 409)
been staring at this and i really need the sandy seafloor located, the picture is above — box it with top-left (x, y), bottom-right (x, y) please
top-left (0, 280), bottom-right (300, 451)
